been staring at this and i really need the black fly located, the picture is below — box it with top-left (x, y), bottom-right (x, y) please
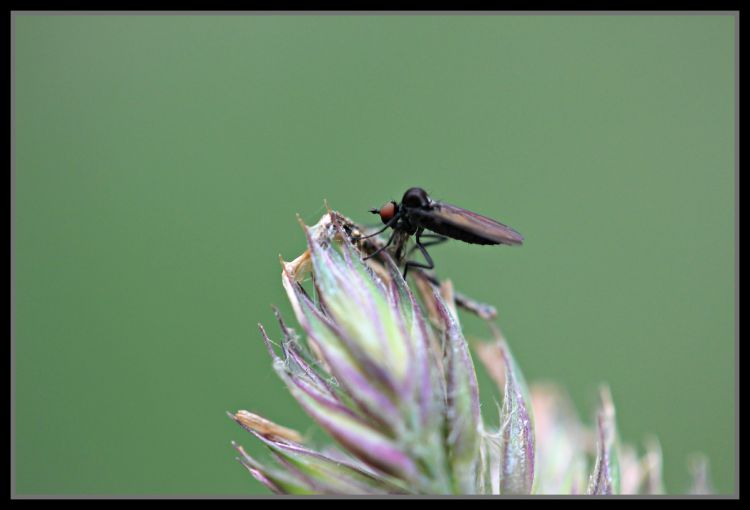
top-left (354, 187), bottom-right (523, 277)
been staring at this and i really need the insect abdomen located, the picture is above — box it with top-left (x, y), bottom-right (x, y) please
top-left (419, 218), bottom-right (501, 245)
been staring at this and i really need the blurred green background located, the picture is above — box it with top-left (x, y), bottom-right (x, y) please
top-left (13, 14), bottom-right (735, 495)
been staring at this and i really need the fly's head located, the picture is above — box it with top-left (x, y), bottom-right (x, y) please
top-left (370, 201), bottom-right (399, 225)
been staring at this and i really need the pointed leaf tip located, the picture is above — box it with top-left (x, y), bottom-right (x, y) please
top-left (587, 386), bottom-right (620, 495)
top-left (258, 322), bottom-right (281, 361)
top-left (233, 410), bottom-right (304, 443)
top-left (436, 290), bottom-right (481, 493)
top-left (688, 453), bottom-right (713, 495)
top-left (493, 339), bottom-right (535, 495)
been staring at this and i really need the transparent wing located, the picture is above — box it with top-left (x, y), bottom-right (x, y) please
top-left (413, 202), bottom-right (524, 246)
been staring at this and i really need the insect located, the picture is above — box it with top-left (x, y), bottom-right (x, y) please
top-left (354, 187), bottom-right (523, 277)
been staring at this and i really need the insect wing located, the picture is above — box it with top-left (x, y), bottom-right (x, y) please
top-left (414, 202), bottom-right (524, 245)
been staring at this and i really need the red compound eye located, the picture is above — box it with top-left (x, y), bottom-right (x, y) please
top-left (379, 202), bottom-right (397, 223)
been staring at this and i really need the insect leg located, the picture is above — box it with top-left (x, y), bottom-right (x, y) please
top-left (350, 213), bottom-right (399, 241)
top-left (403, 229), bottom-right (435, 278)
top-left (408, 233), bottom-right (448, 253)
top-left (362, 229), bottom-right (397, 260)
